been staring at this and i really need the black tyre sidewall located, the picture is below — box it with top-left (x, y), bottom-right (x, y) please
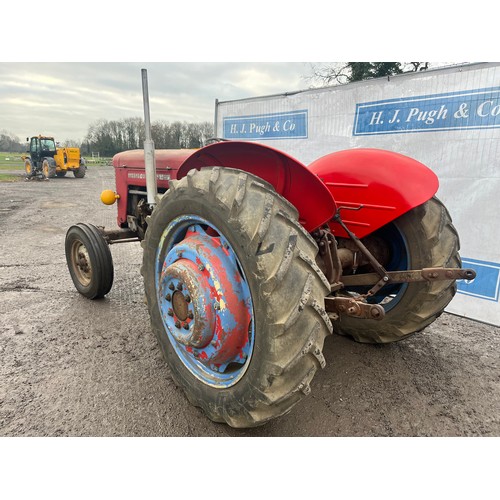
top-left (143, 168), bottom-right (332, 426)
top-left (65, 223), bottom-right (114, 299)
top-left (144, 195), bottom-right (290, 422)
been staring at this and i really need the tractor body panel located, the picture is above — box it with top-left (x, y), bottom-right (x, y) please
top-left (112, 149), bottom-right (197, 226)
top-left (308, 148), bottom-right (439, 239)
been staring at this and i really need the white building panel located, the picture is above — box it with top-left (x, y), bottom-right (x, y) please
top-left (216, 63), bottom-right (500, 326)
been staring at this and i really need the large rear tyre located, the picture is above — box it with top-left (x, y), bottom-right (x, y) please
top-left (335, 197), bottom-right (460, 343)
top-left (142, 167), bottom-right (332, 427)
top-left (65, 223), bottom-right (114, 299)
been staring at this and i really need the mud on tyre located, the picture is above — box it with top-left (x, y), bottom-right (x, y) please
top-left (335, 197), bottom-right (460, 343)
top-left (142, 167), bottom-right (332, 428)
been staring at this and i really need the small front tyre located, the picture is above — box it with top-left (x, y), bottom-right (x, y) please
top-left (65, 223), bottom-right (114, 299)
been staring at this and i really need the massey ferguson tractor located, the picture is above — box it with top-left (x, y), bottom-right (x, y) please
top-left (65, 70), bottom-right (476, 428)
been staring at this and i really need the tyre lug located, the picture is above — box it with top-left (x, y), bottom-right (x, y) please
top-left (176, 282), bottom-right (183, 291)
top-left (198, 263), bottom-right (205, 271)
top-left (165, 293), bottom-right (171, 301)
top-left (167, 308), bottom-right (174, 317)
top-left (187, 312), bottom-right (194, 320)
top-left (185, 295), bottom-right (191, 303)
top-left (175, 320), bottom-right (181, 328)
top-left (182, 323), bottom-right (189, 330)
top-left (168, 283), bottom-right (175, 291)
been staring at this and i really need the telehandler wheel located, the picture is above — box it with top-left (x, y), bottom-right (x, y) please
top-left (142, 167), bottom-right (332, 428)
top-left (42, 158), bottom-right (56, 178)
top-left (24, 159), bottom-right (33, 177)
top-left (56, 170), bottom-right (67, 177)
top-left (74, 160), bottom-right (86, 178)
top-left (65, 223), bottom-right (114, 299)
top-left (335, 197), bottom-right (460, 343)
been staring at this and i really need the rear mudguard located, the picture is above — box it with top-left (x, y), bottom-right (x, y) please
top-left (308, 148), bottom-right (439, 239)
top-left (178, 143), bottom-right (439, 238)
top-left (177, 141), bottom-right (336, 233)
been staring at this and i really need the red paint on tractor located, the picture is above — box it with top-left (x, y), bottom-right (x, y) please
top-left (177, 141), bottom-right (337, 232)
top-left (170, 230), bottom-right (250, 367)
top-left (112, 149), bottom-right (197, 226)
top-left (308, 148), bottom-right (439, 239)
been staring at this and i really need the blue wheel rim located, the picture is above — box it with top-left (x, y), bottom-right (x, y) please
top-left (344, 223), bottom-right (410, 313)
top-left (155, 215), bottom-right (255, 388)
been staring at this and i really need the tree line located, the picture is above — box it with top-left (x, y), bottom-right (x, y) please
top-left (0, 131), bottom-right (26, 152)
top-left (1, 119), bottom-right (215, 156)
top-left (83, 118), bottom-right (215, 156)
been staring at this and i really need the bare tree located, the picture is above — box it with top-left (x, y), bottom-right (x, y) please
top-left (307, 62), bottom-right (430, 87)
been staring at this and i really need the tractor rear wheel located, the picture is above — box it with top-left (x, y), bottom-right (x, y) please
top-left (335, 197), bottom-right (460, 343)
top-left (142, 167), bottom-right (332, 427)
top-left (65, 223), bottom-right (114, 299)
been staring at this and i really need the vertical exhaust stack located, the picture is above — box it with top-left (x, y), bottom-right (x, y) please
top-left (141, 68), bottom-right (157, 207)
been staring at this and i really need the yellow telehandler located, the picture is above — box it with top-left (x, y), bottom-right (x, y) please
top-left (24, 135), bottom-right (87, 179)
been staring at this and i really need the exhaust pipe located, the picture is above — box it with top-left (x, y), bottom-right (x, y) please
top-left (141, 68), bottom-right (157, 207)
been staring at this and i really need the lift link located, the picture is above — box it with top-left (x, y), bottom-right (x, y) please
top-left (333, 207), bottom-right (390, 298)
top-left (341, 267), bottom-right (477, 287)
top-left (324, 296), bottom-right (385, 321)
top-left (315, 226), bottom-right (343, 287)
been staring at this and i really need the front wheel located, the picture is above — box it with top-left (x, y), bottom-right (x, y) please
top-left (335, 197), bottom-right (460, 343)
top-left (42, 158), bottom-right (56, 178)
top-left (65, 223), bottom-right (114, 299)
top-left (142, 167), bottom-right (332, 427)
top-left (24, 159), bottom-right (33, 177)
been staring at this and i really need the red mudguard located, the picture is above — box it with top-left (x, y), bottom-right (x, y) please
top-left (308, 148), bottom-right (439, 239)
top-left (177, 141), bottom-right (337, 233)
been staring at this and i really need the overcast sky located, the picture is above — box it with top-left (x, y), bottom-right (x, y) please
top-left (1, 1), bottom-right (490, 145)
top-left (0, 62), bottom-right (318, 143)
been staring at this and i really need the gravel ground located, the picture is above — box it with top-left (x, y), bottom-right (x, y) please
top-left (0, 165), bottom-right (499, 437)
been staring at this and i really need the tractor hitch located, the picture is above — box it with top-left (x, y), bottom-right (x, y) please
top-left (325, 296), bottom-right (385, 321)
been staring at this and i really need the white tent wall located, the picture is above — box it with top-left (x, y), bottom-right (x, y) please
top-left (215, 62), bottom-right (500, 326)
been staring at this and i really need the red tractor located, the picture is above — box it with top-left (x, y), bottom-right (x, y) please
top-left (65, 71), bottom-right (475, 428)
